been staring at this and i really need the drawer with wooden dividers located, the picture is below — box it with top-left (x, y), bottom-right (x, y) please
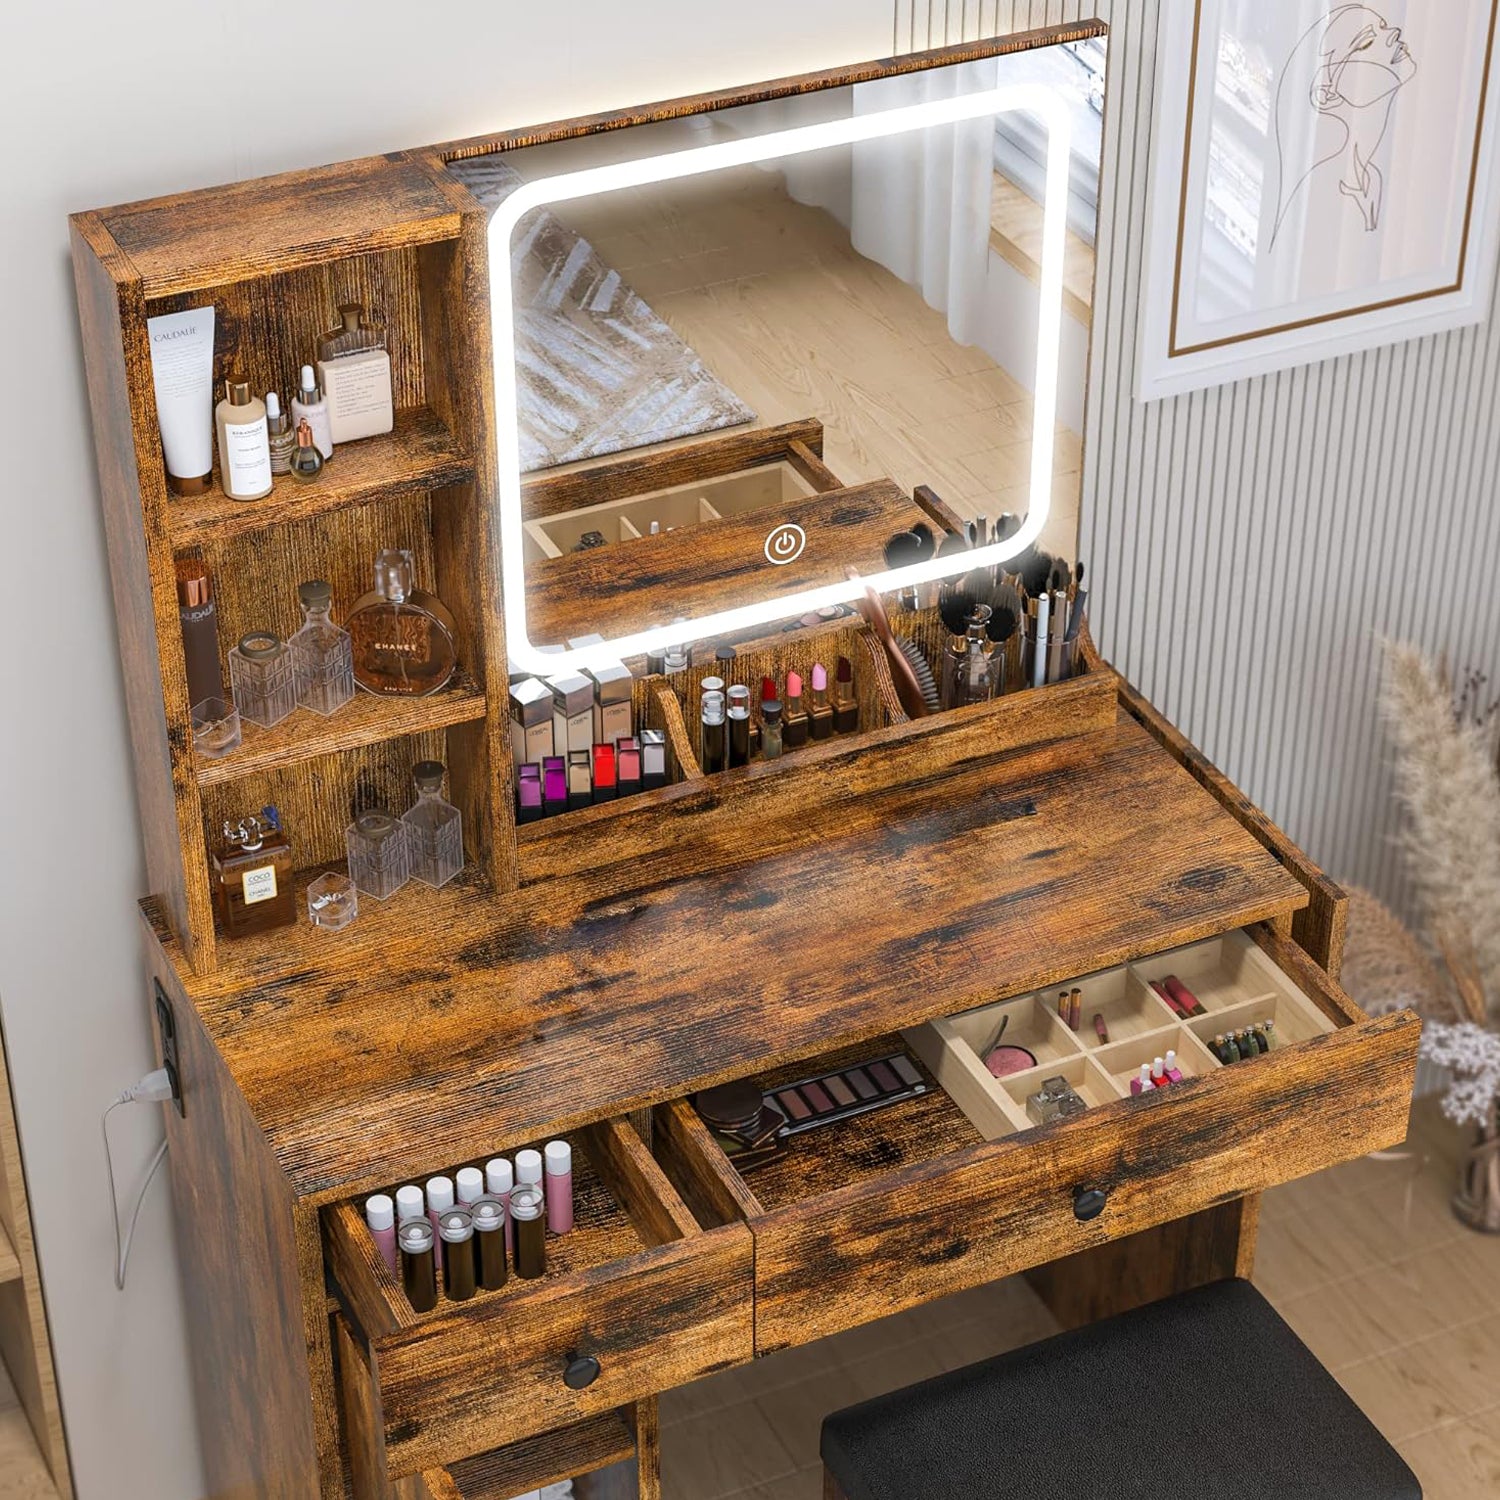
top-left (651, 925), bottom-right (1419, 1356)
top-left (324, 1118), bottom-right (752, 1484)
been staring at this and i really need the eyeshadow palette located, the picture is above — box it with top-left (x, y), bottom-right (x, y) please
top-left (770, 1052), bottom-right (929, 1138)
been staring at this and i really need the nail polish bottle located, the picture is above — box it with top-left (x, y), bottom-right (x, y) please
top-left (761, 700), bottom-right (784, 760)
top-left (399, 1219), bottom-right (437, 1313)
top-left (808, 663), bottom-right (834, 740)
top-left (832, 656), bottom-right (859, 733)
top-left (1151, 1056), bottom-right (1167, 1089)
top-left (783, 672), bottom-right (809, 748)
top-left (1131, 1063), bottom-right (1154, 1096)
top-left (425, 1176), bottom-right (453, 1274)
top-left (1164, 1049), bottom-right (1184, 1084)
top-left (544, 1141), bottom-right (574, 1235)
top-left (1263, 1020), bottom-right (1278, 1051)
top-left (471, 1195), bottom-right (508, 1291)
top-left (365, 1193), bottom-right (397, 1275)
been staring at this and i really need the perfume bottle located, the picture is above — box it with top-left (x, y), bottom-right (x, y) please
top-left (402, 761), bottom-right (464, 889)
top-left (289, 419), bottom-right (324, 481)
top-left (346, 549), bottom-right (458, 697)
top-left (317, 303), bottom-right (394, 444)
top-left (346, 807), bottom-right (410, 900)
top-left (175, 556), bottom-right (224, 709)
top-left (941, 605), bottom-right (999, 710)
top-left (212, 807), bottom-right (295, 937)
top-left (228, 632), bottom-right (297, 727)
top-left (265, 392), bottom-right (295, 475)
top-left (289, 580), bottom-right (355, 715)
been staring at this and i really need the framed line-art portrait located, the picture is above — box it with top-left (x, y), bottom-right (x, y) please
top-left (1138, 0), bottom-right (1500, 400)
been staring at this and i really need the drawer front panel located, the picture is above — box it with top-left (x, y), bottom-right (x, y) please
top-left (750, 1004), bottom-right (1417, 1351)
top-left (375, 1226), bottom-right (751, 1476)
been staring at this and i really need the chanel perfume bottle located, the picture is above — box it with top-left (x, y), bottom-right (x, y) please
top-left (289, 580), bottom-right (355, 716)
top-left (228, 632), bottom-right (297, 728)
top-left (346, 549), bottom-right (458, 697)
top-left (316, 303), bottom-right (394, 444)
top-left (346, 807), bottom-right (410, 900)
top-left (402, 761), bottom-right (463, 889)
top-left (212, 808), bottom-right (295, 937)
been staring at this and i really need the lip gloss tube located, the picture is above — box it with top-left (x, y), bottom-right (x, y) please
top-left (472, 1194), bottom-right (508, 1290)
top-left (399, 1218), bottom-right (437, 1313)
top-left (486, 1157), bottom-right (514, 1253)
top-left (511, 1184), bottom-right (546, 1279)
top-left (426, 1176), bottom-right (453, 1273)
top-left (439, 1207), bottom-right (478, 1302)
top-left (455, 1166), bottom-right (484, 1206)
top-left (365, 1193), bottom-right (397, 1275)
top-left (544, 1141), bottom-right (574, 1235)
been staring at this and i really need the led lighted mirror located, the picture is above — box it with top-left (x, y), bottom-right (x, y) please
top-left (472, 32), bottom-right (1108, 676)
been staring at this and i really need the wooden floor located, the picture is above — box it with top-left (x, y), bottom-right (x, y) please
top-left (658, 1098), bottom-right (1500, 1499)
top-left (560, 165), bottom-right (1083, 562)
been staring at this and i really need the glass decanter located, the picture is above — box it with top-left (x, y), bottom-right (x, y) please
top-left (289, 579), bottom-right (355, 715)
top-left (346, 549), bottom-right (458, 697)
top-left (402, 760), bottom-right (464, 888)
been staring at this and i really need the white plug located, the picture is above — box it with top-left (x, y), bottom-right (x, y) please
top-left (116, 1068), bottom-right (173, 1106)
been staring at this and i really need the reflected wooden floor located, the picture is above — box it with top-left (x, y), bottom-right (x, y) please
top-left (658, 1099), bottom-right (1500, 1499)
top-left (560, 166), bottom-right (1082, 563)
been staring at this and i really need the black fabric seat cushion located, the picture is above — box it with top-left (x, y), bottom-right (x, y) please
top-left (821, 1278), bottom-right (1420, 1499)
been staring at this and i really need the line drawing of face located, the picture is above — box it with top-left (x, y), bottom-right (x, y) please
top-left (1270, 5), bottom-right (1417, 246)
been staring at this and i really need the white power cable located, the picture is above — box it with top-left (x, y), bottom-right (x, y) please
top-left (102, 1069), bottom-right (173, 1291)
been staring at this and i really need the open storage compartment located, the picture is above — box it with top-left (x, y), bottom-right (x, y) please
top-left (652, 926), bottom-right (1416, 1356)
top-left (325, 1118), bottom-right (751, 1483)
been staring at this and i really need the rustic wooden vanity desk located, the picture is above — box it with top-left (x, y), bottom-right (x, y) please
top-left (71, 26), bottom-right (1420, 1500)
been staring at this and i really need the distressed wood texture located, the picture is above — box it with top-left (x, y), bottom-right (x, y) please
top-left (148, 955), bottom-right (327, 1496)
top-left (326, 1123), bottom-right (752, 1475)
top-left (523, 480), bottom-right (935, 646)
top-left (520, 418), bottom-right (829, 522)
top-left (655, 936), bottom-right (1417, 1353)
top-left (443, 1410), bottom-right (635, 1498)
top-left (1082, 638), bottom-right (1349, 979)
top-left (151, 707), bottom-right (1310, 1201)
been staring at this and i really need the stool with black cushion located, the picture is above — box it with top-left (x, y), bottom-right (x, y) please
top-left (820, 1278), bottom-right (1420, 1499)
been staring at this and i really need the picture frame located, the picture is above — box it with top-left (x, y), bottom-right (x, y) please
top-left (1138, 0), bottom-right (1500, 401)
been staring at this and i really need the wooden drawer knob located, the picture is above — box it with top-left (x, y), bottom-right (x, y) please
top-left (1073, 1186), bottom-right (1108, 1222)
top-left (562, 1352), bottom-right (602, 1390)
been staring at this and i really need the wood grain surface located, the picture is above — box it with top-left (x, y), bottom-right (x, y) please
top-left (146, 714), bottom-right (1307, 1199)
top-left (523, 480), bottom-right (934, 646)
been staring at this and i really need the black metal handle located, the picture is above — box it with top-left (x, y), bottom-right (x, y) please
top-left (1073, 1186), bottom-right (1108, 1222)
top-left (563, 1352), bottom-right (601, 1390)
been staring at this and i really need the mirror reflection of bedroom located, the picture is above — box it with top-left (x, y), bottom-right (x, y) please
top-left (451, 32), bottom-right (1107, 649)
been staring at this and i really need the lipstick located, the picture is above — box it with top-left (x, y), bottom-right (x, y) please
top-left (617, 737), bottom-right (642, 796)
top-left (832, 656), bottom-right (859, 733)
top-left (640, 728), bottom-right (667, 790)
top-left (542, 757), bottom-right (567, 818)
top-left (727, 685), bottom-right (752, 767)
top-left (592, 743), bottom-right (617, 801)
top-left (760, 676), bottom-right (778, 708)
top-left (809, 663), bottom-right (834, 740)
top-left (566, 749), bottom-right (593, 810)
top-left (1162, 975), bottom-right (1206, 1017)
top-left (1092, 1012), bottom-right (1110, 1046)
top-left (784, 672), bottom-right (809, 748)
top-left (516, 764), bottom-right (543, 824)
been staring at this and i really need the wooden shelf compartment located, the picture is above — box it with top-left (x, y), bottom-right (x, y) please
top-left (168, 406), bottom-right (473, 546)
top-left (443, 1409), bottom-right (640, 1498)
top-left (0, 1220), bottom-right (20, 1287)
top-left (651, 925), bottom-right (1405, 1356)
top-left (194, 672), bottom-right (487, 788)
top-left (324, 1118), bottom-right (750, 1478)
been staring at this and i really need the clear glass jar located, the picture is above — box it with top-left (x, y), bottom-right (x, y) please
top-left (346, 807), bottom-right (409, 900)
top-left (289, 580), bottom-right (355, 716)
top-left (228, 632), bottom-right (297, 728)
top-left (402, 760), bottom-right (464, 889)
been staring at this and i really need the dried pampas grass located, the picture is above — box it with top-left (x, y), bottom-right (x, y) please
top-left (1341, 885), bottom-right (1457, 1021)
top-left (1379, 641), bottom-right (1500, 1025)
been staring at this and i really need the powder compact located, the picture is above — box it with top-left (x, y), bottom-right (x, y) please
top-left (984, 1045), bottom-right (1038, 1079)
top-left (694, 1080), bottom-right (788, 1169)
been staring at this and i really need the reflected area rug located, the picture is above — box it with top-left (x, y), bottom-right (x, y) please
top-left (450, 156), bottom-right (755, 472)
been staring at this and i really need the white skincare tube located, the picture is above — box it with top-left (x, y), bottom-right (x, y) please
top-left (146, 306), bottom-right (216, 495)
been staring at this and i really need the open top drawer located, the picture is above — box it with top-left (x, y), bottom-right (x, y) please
top-left (325, 1118), bottom-right (751, 1479)
top-left (652, 925), bottom-right (1419, 1355)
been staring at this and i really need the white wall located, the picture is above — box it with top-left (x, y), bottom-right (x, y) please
top-left (0, 4), bottom-right (891, 1496)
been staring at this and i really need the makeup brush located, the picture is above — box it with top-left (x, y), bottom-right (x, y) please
top-left (1018, 548), bottom-right (1055, 599)
top-left (937, 530), bottom-right (972, 559)
top-left (1047, 558), bottom-right (1072, 595)
top-left (883, 530), bottom-right (925, 611)
top-left (980, 1011), bottom-right (1011, 1058)
top-left (909, 521), bottom-right (936, 560)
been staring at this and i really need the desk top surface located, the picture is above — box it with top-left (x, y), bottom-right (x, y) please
top-left (146, 711), bottom-right (1306, 1200)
